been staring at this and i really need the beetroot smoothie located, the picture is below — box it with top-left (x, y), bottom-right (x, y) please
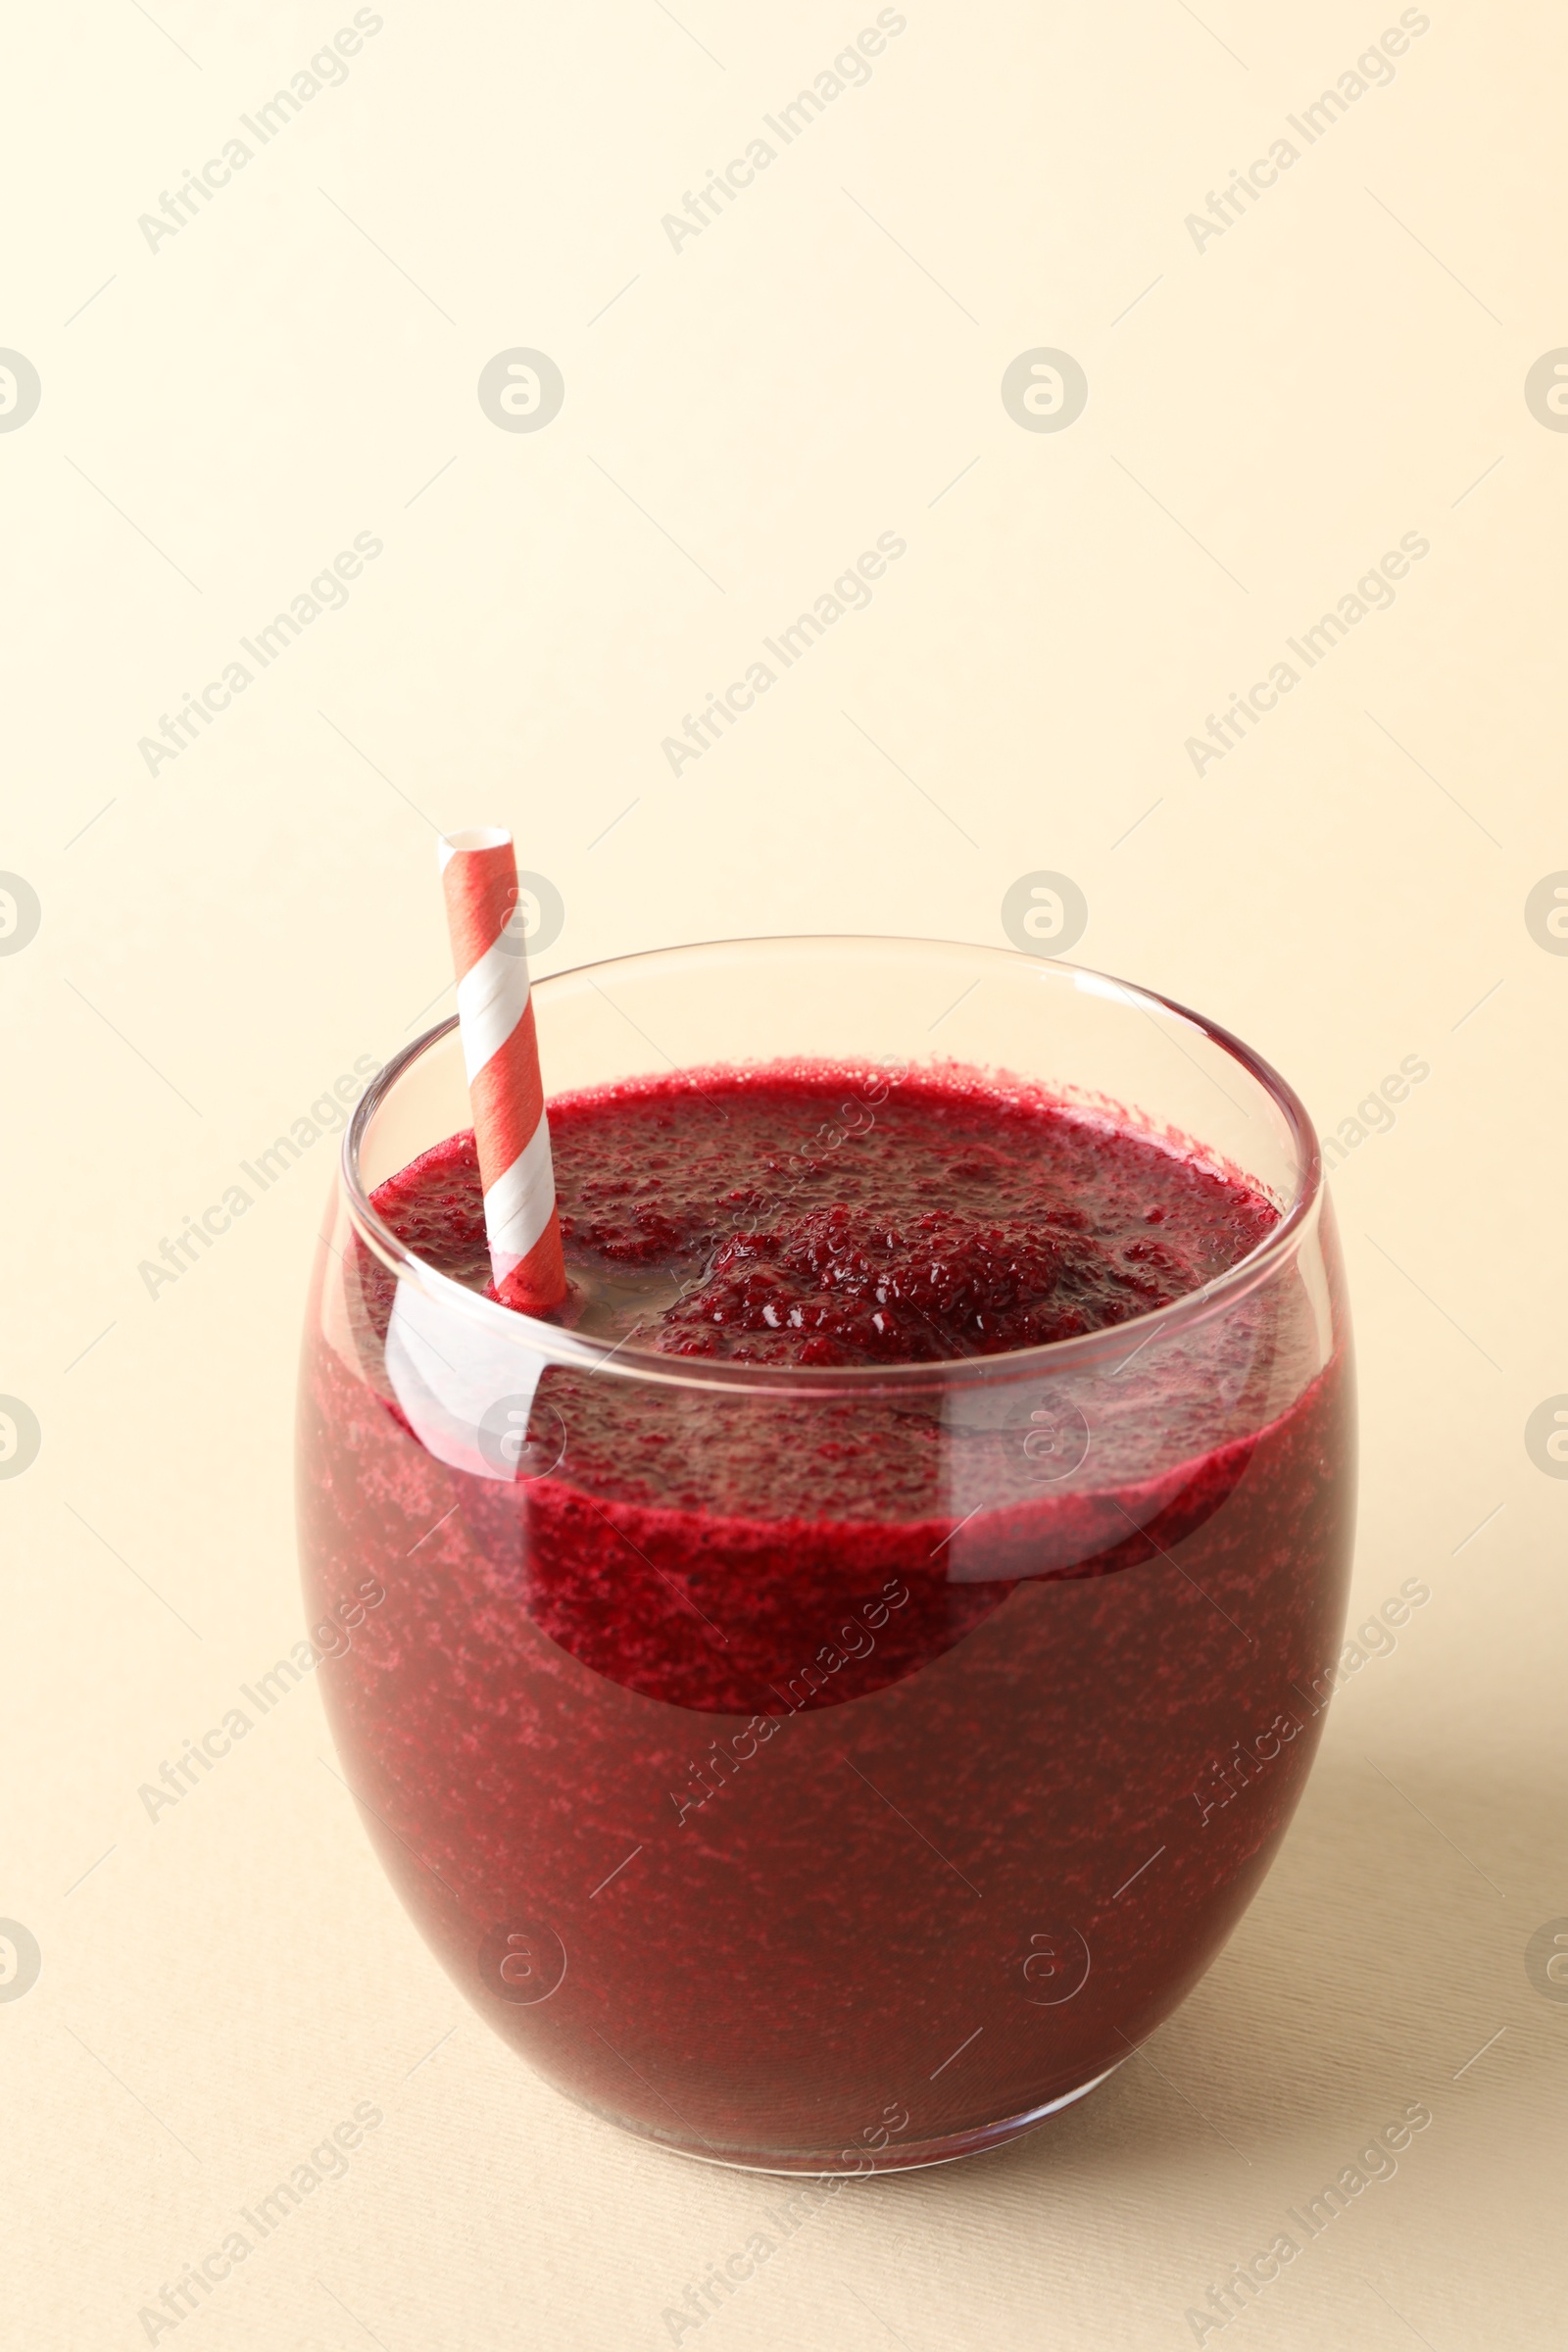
top-left (298, 1062), bottom-right (1353, 2169)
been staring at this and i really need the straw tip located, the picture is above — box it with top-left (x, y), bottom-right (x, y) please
top-left (438, 827), bottom-right (514, 871)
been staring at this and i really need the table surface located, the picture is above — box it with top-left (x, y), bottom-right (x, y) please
top-left (5, 4), bottom-right (1563, 2346)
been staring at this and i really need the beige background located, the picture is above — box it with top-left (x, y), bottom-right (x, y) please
top-left (4, 0), bottom-right (1566, 2343)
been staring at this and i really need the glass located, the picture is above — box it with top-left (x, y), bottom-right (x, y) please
top-left (296, 937), bottom-right (1354, 2174)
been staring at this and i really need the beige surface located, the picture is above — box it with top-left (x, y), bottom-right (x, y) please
top-left (4, 1), bottom-right (1565, 2344)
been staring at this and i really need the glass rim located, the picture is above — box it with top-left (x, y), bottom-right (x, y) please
top-left (341, 934), bottom-right (1323, 1398)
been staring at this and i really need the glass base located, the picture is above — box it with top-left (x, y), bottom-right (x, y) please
top-left (621, 2061), bottom-right (1126, 2177)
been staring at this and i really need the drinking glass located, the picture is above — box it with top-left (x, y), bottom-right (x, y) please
top-left (297, 937), bottom-right (1353, 2173)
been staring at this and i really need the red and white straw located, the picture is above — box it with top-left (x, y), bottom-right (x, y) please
top-left (438, 828), bottom-right (567, 1313)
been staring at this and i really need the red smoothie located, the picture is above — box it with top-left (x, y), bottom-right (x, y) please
top-left (298, 1062), bottom-right (1352, 2169)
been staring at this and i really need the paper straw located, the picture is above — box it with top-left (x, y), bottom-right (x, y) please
top-left (438, 828), bottom-right (567, 1312)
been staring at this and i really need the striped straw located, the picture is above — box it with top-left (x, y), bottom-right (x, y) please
top-left (438, 828), bottom-right (567, 1313)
